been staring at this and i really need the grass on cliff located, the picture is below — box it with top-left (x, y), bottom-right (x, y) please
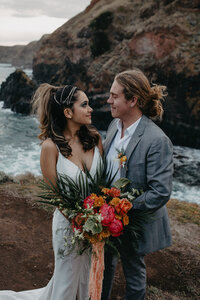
top-left (1, 171), bottom-right (199, 226)
top-left (167, 199), bottom-right (200, 225)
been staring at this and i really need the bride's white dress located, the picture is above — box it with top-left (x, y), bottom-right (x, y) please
top-left (0, 146), bottom-right (101, 300)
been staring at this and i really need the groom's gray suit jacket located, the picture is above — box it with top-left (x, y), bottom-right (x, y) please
top-left (104, 115), bottom-right (173, 255)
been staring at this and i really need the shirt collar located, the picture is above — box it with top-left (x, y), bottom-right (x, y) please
top-left (116, 117), bottom-right (142, 137)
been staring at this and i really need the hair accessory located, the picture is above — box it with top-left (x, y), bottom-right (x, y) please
top-left (53, 94), bottom-right (61, 105)
top-left (61, 86), bottom-right (77, 106)
top-left (54, 85), bottom-right (77, 106)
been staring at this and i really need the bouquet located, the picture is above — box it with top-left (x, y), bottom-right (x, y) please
top-left (71, 186), bottom-right (133, 244)
top-left (38, 158), bottom-right (146, 300)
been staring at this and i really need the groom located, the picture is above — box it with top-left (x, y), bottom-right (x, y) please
top-left (101, 69), bottom-right (173, 300)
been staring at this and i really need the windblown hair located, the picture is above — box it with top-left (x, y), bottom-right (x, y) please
top-left (32, 83), bottom-right (99, 158)
top-left (115, 69), bottom-right (167, 120)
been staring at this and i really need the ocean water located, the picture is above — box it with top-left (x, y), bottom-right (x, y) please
top-left (0, 64), bottom-right (40, 175)
top-left (0, 102), bottom-right (41, 175)
top-left (0, 64), bottom-right (200, 204)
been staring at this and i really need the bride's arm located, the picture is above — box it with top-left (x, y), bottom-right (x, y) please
top-left (98, 138), bottom-right (103, 156)
top-left (40, 139), bottom-right (58, 187)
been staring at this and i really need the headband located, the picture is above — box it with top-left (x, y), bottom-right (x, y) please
top-left (54, 85), bottom-right (77, 106)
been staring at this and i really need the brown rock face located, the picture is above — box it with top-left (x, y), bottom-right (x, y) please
top-left (32, 0), bottom-right (200, 147)
top-left (129, 31), bottom-right (177, 59)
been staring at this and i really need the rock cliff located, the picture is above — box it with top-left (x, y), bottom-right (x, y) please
top-left (31, 0), bottom-right (200, 148)
top-left (1, 0), bottom-right (199, 147)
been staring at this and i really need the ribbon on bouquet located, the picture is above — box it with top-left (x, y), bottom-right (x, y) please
top-left (89, 241), bottom-right (105, 300)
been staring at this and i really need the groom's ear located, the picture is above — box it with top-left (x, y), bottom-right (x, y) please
top-left (130, 96), bottom-right (138, 108)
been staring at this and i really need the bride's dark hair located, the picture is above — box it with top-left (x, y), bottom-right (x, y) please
top-left (32, 83), bottom-right (99, 158)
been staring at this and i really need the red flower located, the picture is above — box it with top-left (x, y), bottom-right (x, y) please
top-left (108, 218), bottom-right (123, 237)
top-left (72, 217), bottom-right (83, 232)
top-left (83, 196), bottom-right (94, 209)
top-left (107, 187), bottom-right (121, 197)
top-left (100, 204), bottom-right (115, 226)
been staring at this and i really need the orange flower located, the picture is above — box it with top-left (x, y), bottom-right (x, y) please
top-left (84, 233), bottom-right (98, 244)
top-left (98, 228), bottom-right (111, 240)
top-left (109, 197), bottom-right (121, 207)
top-left (115, 198), bottom-right (132, 216)
top-left (107, 187), bottom-right (121, 197)
top-left (101, 188), bottom-right (110, 195)
top-left (94, 196), bottom-right (106, 207)
top-left (114, 213), bottom-right (122, 220)
top-left (120, 156), bottom-right (127, 163)
top-left (75, 213), bottom-right (84, 226)
top-left (122, 215), bottom-right (129, 225)
top-left (90, 193), bottom-right (99, 200)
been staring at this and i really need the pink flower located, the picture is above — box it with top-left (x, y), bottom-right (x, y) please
top-left (100, 204), bottom-right (115, 226)
top-left (83, 196), bottom-right (94, 209)
top-left (108, 218), bottom-right (123, 237)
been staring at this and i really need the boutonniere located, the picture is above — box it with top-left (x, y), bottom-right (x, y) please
top-left (116, 148), bottom-right (127, 168)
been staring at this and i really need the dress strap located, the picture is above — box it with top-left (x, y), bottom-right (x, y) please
top-left (55, 143), bottom-right (60, 152)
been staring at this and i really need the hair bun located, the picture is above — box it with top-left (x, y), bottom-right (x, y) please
top-left (150, 84), bottom-right (167, 102)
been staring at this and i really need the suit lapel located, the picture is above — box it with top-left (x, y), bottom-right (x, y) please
top-left (120, 115), bottom-right (148, 177)
top-left (104, 120), bottom-right (118, 155)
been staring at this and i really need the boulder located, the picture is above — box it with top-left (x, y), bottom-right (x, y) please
top-left (0, 69), bottom-right (36, 114)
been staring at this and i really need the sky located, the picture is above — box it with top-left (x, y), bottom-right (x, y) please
top-left (0, 0), bottom-right (91, 46)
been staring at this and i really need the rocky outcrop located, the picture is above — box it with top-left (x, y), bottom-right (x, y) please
top-left (0, 35), bottom-right (49, 68)
top-left (31, 0), bottom-right (200, 148)
top-left (0, 69), bottom-right (36, 114)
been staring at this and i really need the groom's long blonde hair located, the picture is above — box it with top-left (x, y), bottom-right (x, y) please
top-left (115, 69), bottom-right (167, 121)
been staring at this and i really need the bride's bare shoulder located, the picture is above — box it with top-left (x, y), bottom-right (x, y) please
top-left (41, 138), bottom-right (57, 153)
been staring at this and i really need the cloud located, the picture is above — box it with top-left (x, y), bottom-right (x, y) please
top-left (0, 0), bottom-right (91, 18)
top-left (0, 0), bottom-right (91, 45)
top-left (0, 15), bottom-right (68, 45)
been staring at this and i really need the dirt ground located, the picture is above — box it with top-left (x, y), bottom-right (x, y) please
top-left (0, 178), bottom-right (199, 299)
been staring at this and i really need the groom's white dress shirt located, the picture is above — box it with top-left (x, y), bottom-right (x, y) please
top-left (107, 117), bottom-right (142, 183)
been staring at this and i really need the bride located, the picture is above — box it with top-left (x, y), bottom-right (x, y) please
top-left (0, 84), bottom-right (103, 300)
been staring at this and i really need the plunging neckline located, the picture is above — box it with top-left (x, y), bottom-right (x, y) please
top-left (60, 146), bottom-right (98, 174)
